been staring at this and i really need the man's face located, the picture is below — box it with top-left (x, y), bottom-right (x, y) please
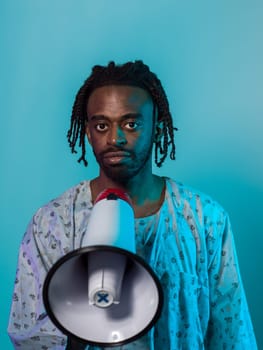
top-left (86, 85), bottom-right (156, 183)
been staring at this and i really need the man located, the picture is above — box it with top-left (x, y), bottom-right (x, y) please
top-left (8, 61), bottom-right (257, 349)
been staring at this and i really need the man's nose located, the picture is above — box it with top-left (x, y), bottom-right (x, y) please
top-left (107, 126), bottom-right (127, 146)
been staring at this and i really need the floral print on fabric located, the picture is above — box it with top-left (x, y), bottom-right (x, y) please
top-left (8, 178), bottom-right (257, 349)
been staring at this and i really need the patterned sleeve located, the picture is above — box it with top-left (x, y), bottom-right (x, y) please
top-left (204, 211), bottom-right (258, 349)
top-left (7, 214), bottom-right (67, 349)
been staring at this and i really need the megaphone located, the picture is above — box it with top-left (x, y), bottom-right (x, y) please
top-left (43, 188), bottom-right (163, 348)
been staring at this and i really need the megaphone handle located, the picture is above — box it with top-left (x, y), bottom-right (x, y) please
top-left (66, 336), bottom-right (87, 350)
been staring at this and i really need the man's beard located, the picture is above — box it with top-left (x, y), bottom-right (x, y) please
top-left (94, 145), bottom-right (153, 185)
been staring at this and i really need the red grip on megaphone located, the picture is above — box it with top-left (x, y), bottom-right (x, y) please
top-left (95, 188), bottom-right (132, 206)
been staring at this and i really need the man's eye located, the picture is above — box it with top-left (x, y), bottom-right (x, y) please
top-left (95, 123), bottom-right (108, 131)
top-left (125, 121), bottom-right (138, 130)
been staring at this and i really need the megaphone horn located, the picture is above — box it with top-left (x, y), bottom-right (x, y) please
top-left (43, 188), bottom-right (163, 347)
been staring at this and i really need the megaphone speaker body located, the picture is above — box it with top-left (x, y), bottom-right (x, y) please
top-left (43, 189), bottom-right (163, 347)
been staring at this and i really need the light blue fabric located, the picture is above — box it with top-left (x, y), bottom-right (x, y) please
top-left (8, 178), bottom-right (257, 349)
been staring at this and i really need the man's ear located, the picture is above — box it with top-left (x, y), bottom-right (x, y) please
top-left (85, 123), bottom-right (92, 145)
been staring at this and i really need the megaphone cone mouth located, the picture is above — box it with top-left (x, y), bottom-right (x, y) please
top-left (43, 245), bottom-right (163, 347)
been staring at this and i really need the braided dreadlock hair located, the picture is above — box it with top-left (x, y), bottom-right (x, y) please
top-left (67, 60), bottom-right (177, 167)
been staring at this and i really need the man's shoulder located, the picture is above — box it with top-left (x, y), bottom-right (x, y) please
top-left (165, 177), bottom-right (226, 214)
top-left (35, 180), bottom-right (92, 217)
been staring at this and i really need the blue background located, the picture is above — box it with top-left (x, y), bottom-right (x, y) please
top-left (1, 1), bottom-right (262, 348)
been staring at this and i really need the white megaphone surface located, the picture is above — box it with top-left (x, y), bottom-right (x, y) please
top-left (43, 188), bottom-right (163, 347)
top-left (83, 190), bottom-right (135, 308)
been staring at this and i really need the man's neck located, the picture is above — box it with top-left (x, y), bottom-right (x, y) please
top-left (90, 174), bottom-right (165, 218)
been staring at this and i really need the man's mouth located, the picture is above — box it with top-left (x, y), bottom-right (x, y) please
top-left (102, 151), bottom-right (131, 165)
